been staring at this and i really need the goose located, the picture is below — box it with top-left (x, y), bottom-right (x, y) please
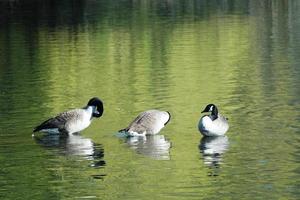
top-left (198, 104), bottom-right (229, 136)
top-left (33, 97), bottom-right (104, 135)
top-left (119, 110), bottom-right (171, 136)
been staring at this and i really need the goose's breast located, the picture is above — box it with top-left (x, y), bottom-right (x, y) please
top-left (199, 116), bottom-right (212, 134)
top-left (199, 116), bottom-right (225, 136)
top-left (65, 110), bottom-right (91, 134)
top-left (213, 116), bottom-right (229, 134)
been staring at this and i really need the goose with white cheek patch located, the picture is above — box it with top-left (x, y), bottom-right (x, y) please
top-left (119, 110), bottom-right (171, 137)
top-left (33, 97), bottom-right (104, 135)
top-left (198, 104), bottom-right (229, 137)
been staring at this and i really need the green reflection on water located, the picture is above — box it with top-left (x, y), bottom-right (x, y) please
top-left (0, 1), bottom-right (300, 200)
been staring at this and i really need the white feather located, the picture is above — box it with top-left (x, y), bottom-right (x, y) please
top-left (65, 107), bottom-right (93, 134)
top-left (127, 131), bottom-right (147, 137)
top-left (198, 115), bottom-right (229, 136)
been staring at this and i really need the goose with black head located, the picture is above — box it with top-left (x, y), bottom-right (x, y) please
top-left (198, 104), bottom-right (229, 136)
top-left (33, 97), bottom-right (104, 135)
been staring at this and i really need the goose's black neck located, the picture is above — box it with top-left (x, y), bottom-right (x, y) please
top-left (210, 106), bottom-right (218, 121)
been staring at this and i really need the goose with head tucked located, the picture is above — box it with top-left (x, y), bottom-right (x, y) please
top-left (33, 97), bottom-right (104, 135)
top-left (119, 110), bottom-right (171, 137)
top-left (198, 104), bottom-right (229, 136)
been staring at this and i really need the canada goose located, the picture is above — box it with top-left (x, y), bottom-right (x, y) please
top-left (198, 104), bottom-right (229, 136)
top-left (119, 110), bottom-right (171, 136)
top-left (33, 97), bottom-right (104, 135)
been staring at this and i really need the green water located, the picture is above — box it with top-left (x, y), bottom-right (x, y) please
top-left (0, 0), bottom-right (300, 199)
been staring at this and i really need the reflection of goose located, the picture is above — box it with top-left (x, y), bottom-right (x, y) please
top-left (33, 133), bottom-right (105, 168)
top-left (198, 104), bottom-right (229, 136)
top-left (125, 135), bottom-right (171, 160)
top-left (199, 136), bottom-right (229, 167)
top-left (33, 97), bottom-right (104, 135)
top-left (119, 110), bottom-right (171, 136)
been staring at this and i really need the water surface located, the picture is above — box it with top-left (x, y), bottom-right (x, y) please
top-left (0, 0), bottom-right (300, 199)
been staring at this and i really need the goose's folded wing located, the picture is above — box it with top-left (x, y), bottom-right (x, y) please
top-left (33, 110), bottom-right (79, 132)
top-left (121, 111), bottom-right (155, 133)
top-left (220, 115), bottom-right (229, 123)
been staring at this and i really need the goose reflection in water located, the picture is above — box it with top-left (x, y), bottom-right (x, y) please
top-left (125, 135), bottom-right (171, 160)
top-left (199, 136), bottom-right (229, 169)
top-left (33, 133), bottom-right (105, 168)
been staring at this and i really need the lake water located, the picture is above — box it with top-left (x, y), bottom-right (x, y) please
top-left (0, 0), bottom-right (300, 199)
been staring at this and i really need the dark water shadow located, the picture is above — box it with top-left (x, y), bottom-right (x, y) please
top-left (118, 134), bottom-right (171, 160)
top-left (33, 133), bottom-right (105, 169)
top-left (199, 136), bottom-right (229, 176)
